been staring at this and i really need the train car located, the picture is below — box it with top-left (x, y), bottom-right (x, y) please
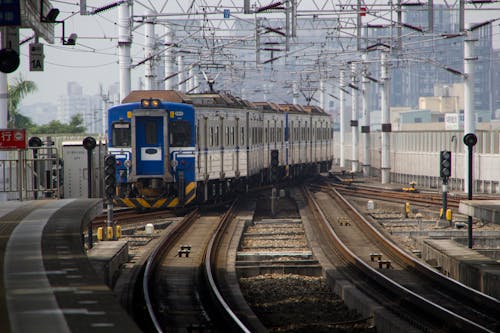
top-left (108, 91), bottom-right (196, 208)
top-left (107, 90), bottom-right (333, 209)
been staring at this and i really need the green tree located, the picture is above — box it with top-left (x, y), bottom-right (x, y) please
top-left (7, 75), bottom-right (37, 128)
top-left (33, 114), bottom-right (86, 134)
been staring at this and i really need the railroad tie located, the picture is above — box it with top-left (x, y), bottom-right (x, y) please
top-left (178, 247), bottom-right (191, 258)
top-left (377, 259), bottom-right (392, 269)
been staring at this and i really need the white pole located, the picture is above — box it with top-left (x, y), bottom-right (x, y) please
top-left (187, 67), bottom-right (194, 93)
top-left (118, 0), bottom-right (132, 102)
top-left (155, 36), bottom-right (164, 90)
top-left (292, 82), bottom-right (298, 104)
top-left (319, 78), bottom-right (325, 110)
top-left (351, 62), bottom-right (359, 173)
top-left (381, 50), bottom-right (391, 184)
top-left (164, 22), bottom-right (175, 90)
top-left (144, 10), bottom-right (155, 90)
top-left (193, 71), bottom-right (199, 93)
top-left (0, 31), bottom-right (7, 201)
top-left (361, 53), bottom-right (371, 177)
top-left (463, 26), bottom-right (476, 192)
top-left (177, 55), bottom-right (184, 92)
top-left (339, 68), bottom-right (346, 168)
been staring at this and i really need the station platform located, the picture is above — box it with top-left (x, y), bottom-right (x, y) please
top-left (0, 199), bottom-right (141, 333)
top-left (459, 200), bottom-right (500, 224)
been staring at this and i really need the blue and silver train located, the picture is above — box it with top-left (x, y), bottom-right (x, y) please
top-left (107, 90), bottom-right (334, 209)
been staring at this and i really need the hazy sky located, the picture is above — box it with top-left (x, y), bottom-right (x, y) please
top-left (13, 1), bottom-right (500, 108)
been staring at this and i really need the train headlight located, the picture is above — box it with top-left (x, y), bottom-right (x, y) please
top-left (124, 160), bottom-right (132, 168)
top-left (141, 98), bottom-right (161, 108)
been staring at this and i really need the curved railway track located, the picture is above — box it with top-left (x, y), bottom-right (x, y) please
top-left (139, 201), bottom-right (252, 332)
top-left (304, 184), bottom-right (500, 332)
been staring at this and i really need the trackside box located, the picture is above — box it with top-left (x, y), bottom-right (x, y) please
top-left (62, 140), bottom-right (106, 198)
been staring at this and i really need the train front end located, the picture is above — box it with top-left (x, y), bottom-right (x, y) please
top-left (107, 98), bottom-right (196, 209)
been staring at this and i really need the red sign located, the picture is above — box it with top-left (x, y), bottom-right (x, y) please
top-left (0, 129), bottom-right (26, 149)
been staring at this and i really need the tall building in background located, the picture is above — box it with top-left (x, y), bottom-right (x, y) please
top-left (57, 82), bottom-right (101, 132)
top-left (387, 5), bottom-right (494, 117)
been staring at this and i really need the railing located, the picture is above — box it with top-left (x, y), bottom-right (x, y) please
top-left (0, 147), bottom-right (62, 200)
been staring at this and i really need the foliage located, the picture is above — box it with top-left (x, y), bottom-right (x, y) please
top-left (8, 75), bottom-right (37, 128)
top-left (7, 75), bottom-right (86, 134)
top-left (32, 114), bottom-right (86, 134)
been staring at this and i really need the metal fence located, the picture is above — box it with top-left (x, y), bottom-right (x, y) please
top-left (0, 147), bottom-right (62, 201)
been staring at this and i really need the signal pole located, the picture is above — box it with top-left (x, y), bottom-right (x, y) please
top-left (439, 151), bottom-right (452, 226)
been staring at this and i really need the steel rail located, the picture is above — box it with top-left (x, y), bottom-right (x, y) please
top-left (203, 199), bottom-right (252, 333)
top-left (303, 185), bottom-right (498, 333)
top-left (142, 208), bottom-right (199, 333)
top-left (323, 184), bottom-right (500, 318)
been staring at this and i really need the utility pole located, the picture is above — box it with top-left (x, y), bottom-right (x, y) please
top-left (177, 55), bottom-right (184, 92)
top-left (165, 23), bottom-right (175, 90)
top-left (380, 50), bottom-right (391, 184)
top-left (351, 62), bottom-right (359, 173)
top-left (339, 68), bottom-right (346, 169)
top-left (463, 25), bottom-right (477, 192)
top-left (118, 0), bottom-right (132, 101)
top-left (144, 9), bottom-right (155, 90)
top-left (361, 53), bottom-right (371, 177)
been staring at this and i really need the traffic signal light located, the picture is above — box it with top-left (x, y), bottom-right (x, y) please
top-left (0, 48), bottom-right (20, 73)
top-left (270, 149), bottom-right (279, 183)
top-left (104, 154), bottom-right (116, 199)
top-left (82, 136), bottom-right (96, 151)
top-left (440, 151), bottom-right (452, 179)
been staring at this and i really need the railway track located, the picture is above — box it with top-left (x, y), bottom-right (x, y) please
top-left (304, 184), bottom-right (500, 332)
top-left (138, 201), bottom-right (254, 332)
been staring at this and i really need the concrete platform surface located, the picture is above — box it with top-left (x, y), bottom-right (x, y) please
top-left (459, 200), bottom-right (500, 224)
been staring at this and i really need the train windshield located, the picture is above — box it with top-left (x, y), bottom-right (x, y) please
top-left (169, 120), bottom-right (191, 147)
top-left (112, 121), bottom-right (131, 147)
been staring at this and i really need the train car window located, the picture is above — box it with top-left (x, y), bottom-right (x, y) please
top-left (169, 120), bottom-right (191, 147)
top-left (112, 122), bottom-right (131, 147)
top-left (215, 126), bottom-right (219, 147)
top-left (210, 127), bottom-right (214, 147)
top-left (145, 121), bottom-right (157, 144)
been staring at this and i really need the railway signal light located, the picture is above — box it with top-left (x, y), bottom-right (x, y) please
top-left (104, 154), bottom-right (116, 199)
top-left (440, 150), bottom-right (452, 179)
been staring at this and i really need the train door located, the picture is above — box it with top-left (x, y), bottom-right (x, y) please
top-left (132, 114), bottom-right (168, 178)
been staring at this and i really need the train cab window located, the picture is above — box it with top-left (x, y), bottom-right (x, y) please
top-left (112, 121), bottom-right (131, 147)
top-left (169, 120), bottom-right (191, 147)
top-left (145, 121), bottom-right (157, 144)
